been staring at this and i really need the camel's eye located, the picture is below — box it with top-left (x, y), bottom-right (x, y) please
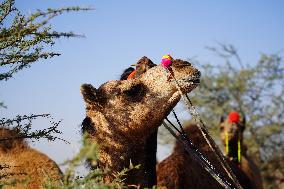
top-left (123, 84), bottom-right (146, 101)
top-left (220, 125), bottom-right (225, 131)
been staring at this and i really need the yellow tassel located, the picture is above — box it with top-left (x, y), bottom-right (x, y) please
top-left (238, 132), bottom-right (241, 164)
top-left (225, 130), bottom-right (229, 156)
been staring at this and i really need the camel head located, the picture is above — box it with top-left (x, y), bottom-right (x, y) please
top-left (81, 57), bottom-right (200, 139)
top-left (219, 111), bottom-right (246, 144)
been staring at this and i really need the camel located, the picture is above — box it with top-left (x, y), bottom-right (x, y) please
top-left (80, 56), bottom-right (201, 188)
top-left (156, 124), bottom-right (253, 189)
top-left (0, 127), bottom-right (62, 189)
top-left (219, 112), bottom-right (263, 189)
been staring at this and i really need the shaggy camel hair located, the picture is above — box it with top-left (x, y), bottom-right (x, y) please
top-left (120, 56), bottom-right (158, 186)
top-left (81, 56), bottom-right (201, 188)
top-left (157, 124), bottom-right (253, 189)
top-left (219, 114), bottom-right (263, 189)
top-left (0, 128), bottom-right (62, 189)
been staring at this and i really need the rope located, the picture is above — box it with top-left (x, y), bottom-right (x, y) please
top-left (167, 68), bottom-right (243, 189)
top-left (162, 120), bottom-right (233, 189)
top-left (171, 109), bottom-right (186, 134)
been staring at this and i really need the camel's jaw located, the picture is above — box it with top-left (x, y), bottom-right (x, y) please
top-left (174, 75), bottom-right (200, 93)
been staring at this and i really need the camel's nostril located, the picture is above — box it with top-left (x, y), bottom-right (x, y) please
top-left (195, 70), bottom-right (201, 78)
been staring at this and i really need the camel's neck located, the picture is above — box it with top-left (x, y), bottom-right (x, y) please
top-left (227, 139), bottom-right (244, 163)
top-left (144, 129), bottom-right (158, 186)
top-left (94, 128), bottom-right (157, 188)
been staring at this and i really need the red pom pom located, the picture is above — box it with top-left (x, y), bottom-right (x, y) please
top-left (228, 111), bottom-right (240, 123)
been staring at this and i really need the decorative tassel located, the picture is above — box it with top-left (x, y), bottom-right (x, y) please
top-left (238, 131), bottom-right (242, 165)
top-left (161, 54), bottom-right (174, 80)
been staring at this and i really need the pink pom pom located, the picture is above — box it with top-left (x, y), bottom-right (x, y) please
top-left (161, 58), bottom-right (172, 68)
top-left (161, 54), bottom-right (173, 69)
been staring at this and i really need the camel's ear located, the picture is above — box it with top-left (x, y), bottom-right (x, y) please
top-left (242, 115), bottom-right (246, 126)
top-left (220, 115), bottom-right (225, 123)
top-left (120, 67), bottom-right (135, 80)
top-left (80, 84), bottom-right (100, 106)
top-left (241, 115), bottom-right (246, 132)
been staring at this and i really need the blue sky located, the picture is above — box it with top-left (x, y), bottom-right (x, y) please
top-left (1, 0), bottom-right (284, 166)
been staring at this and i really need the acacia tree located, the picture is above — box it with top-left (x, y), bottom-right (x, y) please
top-left (188, 44), bottom-right (284, 189)
top-left (0, 0), bottom-right (91, 81)
top-left (0, 0), bottom-right (92, 136)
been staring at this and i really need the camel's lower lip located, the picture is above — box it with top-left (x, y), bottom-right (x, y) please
top-left (181, 77), bottom-right (200, 84)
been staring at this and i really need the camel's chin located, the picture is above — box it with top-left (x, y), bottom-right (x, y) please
top-left (168, 91), bottom-right (182, 104)
top-left (184, 83), bottom-right (199, 93)
top-left (175, 81), bottom-right (199, 94)
top-left (174, 77), bottom-right (200, 94)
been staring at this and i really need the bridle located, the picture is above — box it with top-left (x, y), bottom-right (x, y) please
top-left (162, 65), bottom-right (243, 189)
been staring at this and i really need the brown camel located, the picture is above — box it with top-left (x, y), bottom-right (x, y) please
top-left (81, 56), bottom-right (201, 188)
top-left (219, 112), bottom-right (263, 189)
top-left (0, 128), bottom-right (62, 189)
top-left (157, 124), bottom-right (253, 189)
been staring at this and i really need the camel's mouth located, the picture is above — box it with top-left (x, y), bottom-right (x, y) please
top-left (182, 77), bottom-right (200, 84)
top-left (179, 76), bottom-right (201, 85)
top-left (175, 76), bottom-right (200, 93)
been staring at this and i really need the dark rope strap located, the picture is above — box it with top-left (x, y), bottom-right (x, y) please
top-left (162, 120), bottom-right (235, 189)
top-left (165, 117), bottom-right (182, 135)
top-left (183, 94), bottom-right (242, 189)
top-left (171, 109), bottom-right (186, 134)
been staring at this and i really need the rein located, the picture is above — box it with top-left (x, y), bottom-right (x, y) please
top-left (162, 66), bottom-right (243, 189)
top-left (162, 120), bottom-right (233, 189)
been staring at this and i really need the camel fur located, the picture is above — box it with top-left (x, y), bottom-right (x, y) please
top-left (0, 128), bottom-right (62, 189)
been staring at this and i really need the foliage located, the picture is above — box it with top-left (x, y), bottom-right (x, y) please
top-left (0, 114), bottom-right (66, 142)
top-left (0, 0), bottom-right (92, 81)
top-left (187, 43), bottom-right (284, 189)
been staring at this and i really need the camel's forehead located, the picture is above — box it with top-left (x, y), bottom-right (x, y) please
top-left (99, 80), bottom-right (121, 93)
top-left (99, 79), bottom-right (138, 92)
top-left (221, 120), bottom-right (239, 131)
